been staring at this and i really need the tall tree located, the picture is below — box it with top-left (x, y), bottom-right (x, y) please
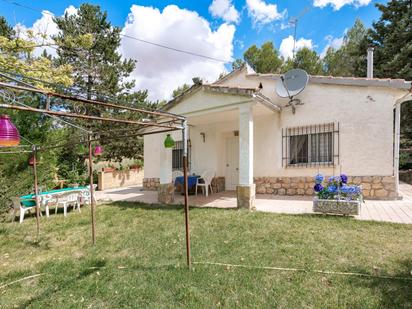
top-left (53, 4), bottom-right (153, 161)
top-left (53, 4), bottom-right (136, 100)
top-left (0, 16), bottom-right (73, 214)
top-left (0, 16), bottom-right (14, 38)
top-left (172, 83), bottom-right (191, 98)
top-left (243, 42), bottom-right (283, 73)
top-left (368, 0), bottom-right (412, 81)
top-left (323, 19), bottom-right (368, 77)
top-left (283, 47), bottom-right (324, 75)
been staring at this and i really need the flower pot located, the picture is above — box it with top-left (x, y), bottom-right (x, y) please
top-left (313, 198), bottom-right (360, 216)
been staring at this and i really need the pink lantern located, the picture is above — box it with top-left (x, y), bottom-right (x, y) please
top-left (29, 155), bottom-right (35, 166)
top-left (0, 115), bottom-right (20, 147)
top-left (93, 145), bottom-right (103, 156)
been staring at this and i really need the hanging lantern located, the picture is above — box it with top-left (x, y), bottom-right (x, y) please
top-left (29, 155), bottom-right (37, 166)
top-left (94, 145), bottom-right (103, 156)
top-left (0, 115), bottom-right (20, 147)
top-left (164, 134), bottom-right (175, 148)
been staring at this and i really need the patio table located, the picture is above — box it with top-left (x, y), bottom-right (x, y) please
top-left (175, 175), bottom-right (199, 194)
top-left (20, 187), bottom-right (88, 207)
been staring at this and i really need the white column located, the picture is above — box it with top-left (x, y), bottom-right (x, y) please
top-left (239, 104), bottom-right (253, 185)
top-left (394, 103), bottom-right (401, 195)
top-left (159, 134), bottom-right (172, 185)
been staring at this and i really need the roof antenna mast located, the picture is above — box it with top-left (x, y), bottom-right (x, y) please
top-left (289, 7), bottom-right (310, 60)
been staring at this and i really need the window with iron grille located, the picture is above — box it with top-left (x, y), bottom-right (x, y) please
top-left (282, 123), bottom-right (339, 167)
top-left (172, 140), bottom-right (191, 171)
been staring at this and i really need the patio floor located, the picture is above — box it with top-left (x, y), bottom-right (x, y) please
top-left (95, 182), bottom-right (412, 224)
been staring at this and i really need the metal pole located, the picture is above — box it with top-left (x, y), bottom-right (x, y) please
top-left (182, 119), bottom-right (191, 268)
top-left (32, 146), bottom-right (40, 237)
top-left (88, 134), bottom-right (96, 245)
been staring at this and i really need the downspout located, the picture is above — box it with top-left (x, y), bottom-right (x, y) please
top-left (394, 91), bottom-right (412, 197)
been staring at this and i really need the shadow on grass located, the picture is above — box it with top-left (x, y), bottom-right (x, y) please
top-left (348, 259), bottom-right (412, 308)
top-left (16, 258), bottom-right (107, 308)
top-left (107, 201), bottom-right (241, 212)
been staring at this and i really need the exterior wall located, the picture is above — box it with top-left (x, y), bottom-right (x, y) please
top-left (143, 69), bottom-right (407, 200)
top-left (98, 169), bottom-right (143, 191)
top-left (254, 175), bottom-right (397, 199)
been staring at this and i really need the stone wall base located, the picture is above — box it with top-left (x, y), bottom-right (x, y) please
top-left (254, 176), bottom-right (398, 200)
top-left (143, 178), bottom-right (160, 191)
top-left (158, 183), bottom-right (174, 204)
top-left (237, 184), bottom-right (256, 210)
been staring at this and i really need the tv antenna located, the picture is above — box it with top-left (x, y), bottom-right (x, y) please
top-left (289, 7), bottom-right (310, 60)
top-left (275, 69), bottom-right (309, 114)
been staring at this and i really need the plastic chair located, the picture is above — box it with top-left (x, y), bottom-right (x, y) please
top-left (11, 197), bottom-right (40, 223)
top-left (56, 193), bottom-right (79, 217)
top-left (195, 170), bottom-right (215, 197)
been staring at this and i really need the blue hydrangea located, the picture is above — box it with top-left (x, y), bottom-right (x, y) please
top-left (327, 185), bottom-right (337, 193)
top-left (328, 176), bottom-right (340, 183)
top-left (314, 174), bottom-right (324, 184)
top-left (314, 183), bottom-right (324, 192)
top-left (340, 174), bottom-right (348, 184)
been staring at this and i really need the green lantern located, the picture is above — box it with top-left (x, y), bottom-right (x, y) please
top-left (164, 134), bottom-right (175, 148)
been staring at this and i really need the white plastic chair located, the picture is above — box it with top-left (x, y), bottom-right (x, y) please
top-left (56, 193), bottom-right (79, 217)
top-left (11, 197), bottom-right (39, 223)
top-left (195, 170), bottom-right (215, 197)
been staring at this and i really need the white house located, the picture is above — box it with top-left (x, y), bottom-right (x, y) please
top-left (143, 65), bottom-right (412, 208)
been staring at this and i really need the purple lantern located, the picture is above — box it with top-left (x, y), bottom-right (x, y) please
top-left (0, 115), bottom-right (20, 147)
top-left (93, 145), bottom-right (103, 156)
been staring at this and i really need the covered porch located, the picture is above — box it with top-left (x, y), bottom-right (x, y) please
top-left (154, 85), bottom-right (280, 209)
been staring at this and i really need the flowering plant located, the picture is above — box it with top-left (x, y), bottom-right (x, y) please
top-left (314, 173), bottom-right (363, 201)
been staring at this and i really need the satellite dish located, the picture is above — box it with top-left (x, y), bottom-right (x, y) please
top-left (275, 69), bottom-right (309, 114)
top-left (276, 68), bottom-right (308, 98)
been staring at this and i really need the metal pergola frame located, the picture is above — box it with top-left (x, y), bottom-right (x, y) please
top-left (0, 74), bottom-right (192, 267)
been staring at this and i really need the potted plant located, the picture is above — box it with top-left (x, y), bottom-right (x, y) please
top-left (313, 174), bottom-right (363, 216)
top-left (103, 164), bottom-right (115, 173)
top-left (130, 159), bottom-right (143, 170)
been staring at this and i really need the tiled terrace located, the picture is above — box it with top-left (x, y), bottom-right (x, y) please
top-left (95, 182), bottom-right (412, 224)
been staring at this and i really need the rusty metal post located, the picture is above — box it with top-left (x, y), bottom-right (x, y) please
top-left (182, 119), bottom-right (191, 268)
top-left (88, 134), bottom-right (96, 245)
top-left (32, 146), bottom-right (40, 236)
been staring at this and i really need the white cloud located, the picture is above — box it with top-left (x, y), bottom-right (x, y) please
top-left (14, 5), bottom-right (77, 57)
top-left (279, 35), bottom-right (313, 59)
top-left (121, 5), bottom-right (235, 101)
top-left (209, 0), bottom-right (240, 23)
top-left (313, 0), bottom-right (372, 10)
top-left (246, 0), bottom-right (286, 26)
top-left (320, 35), bottom-right (344, 57)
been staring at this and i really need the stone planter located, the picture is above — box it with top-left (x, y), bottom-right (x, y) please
top-left (313, 198), bottom-right (360, 216)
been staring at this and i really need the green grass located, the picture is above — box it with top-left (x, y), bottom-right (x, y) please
top-left (1, 202), bottom-right (411, 308)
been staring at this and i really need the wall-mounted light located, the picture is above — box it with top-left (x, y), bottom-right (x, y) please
top-left (200, 132), bottom-right (206, 143)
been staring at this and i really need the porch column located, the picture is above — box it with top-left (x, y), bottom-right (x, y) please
top-left (237, 104), bottom-right (255, 210)
top-left (158, 134), bottom-right (174, 204)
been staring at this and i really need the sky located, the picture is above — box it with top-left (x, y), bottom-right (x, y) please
top-left (0, 0), bottom-right (387, 100)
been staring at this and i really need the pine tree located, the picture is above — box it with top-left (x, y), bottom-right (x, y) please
top-left (323, 19), bottom-right (367, 77)
top-left (283, 47), bottom-right (324, 75)
top-left (53, 4), bottom-right (136, 100)
top-left (368, 0), bottom-right (412, 80)
top-left (243, 42), bottom-right (283, 73)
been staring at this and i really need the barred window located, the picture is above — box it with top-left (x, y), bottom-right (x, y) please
top-left (172, 140), bottom-right (191, 171)
top-left (282, 123), bottom-right (339, 167)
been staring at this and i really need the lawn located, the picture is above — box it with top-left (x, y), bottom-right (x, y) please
top-left (1, 202), bottom-right (411, 308)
